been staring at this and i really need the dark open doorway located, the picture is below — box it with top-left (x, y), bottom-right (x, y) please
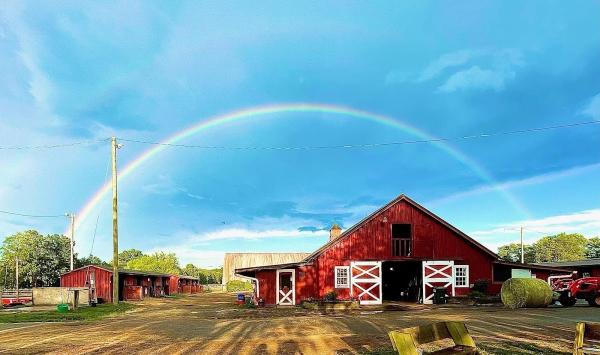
top-left (382, 261), bottom-right (421, 302)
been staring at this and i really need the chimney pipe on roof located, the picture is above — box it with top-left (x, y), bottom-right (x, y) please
top-left (330, 223), bottom-right (342, 241)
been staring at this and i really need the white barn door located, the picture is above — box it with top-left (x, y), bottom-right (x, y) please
top-left (276, 269), bottom-right (295, 306)
top-left (422, 261), bottom-right (454, 304)
top-left (350, 261), bottom-right (382, 305)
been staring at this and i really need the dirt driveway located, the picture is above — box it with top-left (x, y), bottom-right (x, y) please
top-left (0, 292), bottom-right (597, 354)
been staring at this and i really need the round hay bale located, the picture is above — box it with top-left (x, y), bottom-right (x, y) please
top-left (501, 278), bottom-right (553, 309)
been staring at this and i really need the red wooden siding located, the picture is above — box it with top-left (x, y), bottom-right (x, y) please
top-left (60, 266), bottom-right (113, 303)
top-left (256, 270), bottom-right (276, 305)
top-left (169, 276), bottom-right (179, 295)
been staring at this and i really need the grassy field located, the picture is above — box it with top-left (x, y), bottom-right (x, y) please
top-left (0, 303), bottom-right (135, 323)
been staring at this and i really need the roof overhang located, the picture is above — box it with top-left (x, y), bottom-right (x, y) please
top-left (533, 258), bottom-right (600, 268)
top-left (235, 261), bottom-right (308, 274)
top-left (493, 260), bottom-right (573, 273)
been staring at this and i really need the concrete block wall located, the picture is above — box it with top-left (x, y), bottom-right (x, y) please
top-left (33, 287), bottom-right (90, 307)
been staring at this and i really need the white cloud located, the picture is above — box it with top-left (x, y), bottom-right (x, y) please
top-left (0, 3), bottom-right (55, 114)
top-left (437, 65), bottom-right (513, 92)
top-left (193, 228), bottom-right (328, 242)
top-left (143, 226), bottom-right (328, 267)
top-left (470, 209), bottom-right (600, 251)
top-left (583, 93), bottom-right (600, 120)
top-left (389, 48), bottom-right (524, 92)
top-left (418, 49), bottom-right (480, 82)
top-left (429, 162), bottom-right (600, 206)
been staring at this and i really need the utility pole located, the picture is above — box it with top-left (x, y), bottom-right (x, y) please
top-left (520, 226), bottom-right (524, 264)
top-left (66, 213), bottom-right (75, 271)
top-left (15, 257), bottom-right (19, 301)
top-left (111, 137), bottom-right (122, 304)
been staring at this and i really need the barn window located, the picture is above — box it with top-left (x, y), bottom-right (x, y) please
top-left (391, 224), bottom-right (411, 257)
top-left (334, 266), bottom-right (350, 288)
top-left (454, 265), bottom-right (469, 287)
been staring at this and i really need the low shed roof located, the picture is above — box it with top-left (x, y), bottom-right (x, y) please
top-left (493, 260), bottom-right (573, 273)
top-left (60, 265), bottom-right (197, 279)
top-left (534, 258), bottom-right (600, 268)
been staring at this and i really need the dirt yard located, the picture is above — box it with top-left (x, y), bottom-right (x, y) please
top-left (0, 292), bottom-right (597, 354)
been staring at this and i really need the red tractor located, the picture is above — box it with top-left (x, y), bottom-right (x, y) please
top-left (551, 276), bottom-right (600, 307)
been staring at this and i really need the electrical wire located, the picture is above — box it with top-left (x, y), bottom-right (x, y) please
top-left (0, 210), bottom-right (65, 218)
top-left (88, 151), bottom-right (112, 257)
top-left (117, 119), bottom-right (600, 150)
top-left (0, 119), bottom-right (597, 151)
top-left (0, 138), bottom-right (110, 150)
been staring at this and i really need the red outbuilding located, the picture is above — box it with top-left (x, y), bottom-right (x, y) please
top-left (535, 259), bottom-right (600, 278)
top-left (60, 265), bottom-right (200, 303)
top-left (236, 194), bottom-right (568, 306)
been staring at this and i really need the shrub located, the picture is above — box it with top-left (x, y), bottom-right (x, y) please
top-left (324, 291), bottom-right (338, 301)
top-left (226, 280), bottom-right (253, 292)
top-left (472, 279), bottom-right (489, 294)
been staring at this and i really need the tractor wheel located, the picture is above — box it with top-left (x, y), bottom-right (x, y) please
top-left (587, 294), bottom-right (600, 307)
top-left (559, 295), bottom-right (577, 307)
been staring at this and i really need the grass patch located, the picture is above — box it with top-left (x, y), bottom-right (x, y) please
top-left (164, 294), bottom-right (184, 299)
top-left (0, 303), bottom-right (135, 323)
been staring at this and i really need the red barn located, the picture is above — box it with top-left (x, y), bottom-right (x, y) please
top-left (236, 194), bottom-right (567, 305)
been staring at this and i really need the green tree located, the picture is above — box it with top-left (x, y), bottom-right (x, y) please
top-left (0, 230), bottom-right (70, 287)
top-left (76, 255), bottom-right (111, 269)
top-left (498, 243), bottom-right (536, 263)
top-left (118, 249), bottom-right (144, 267)
top-left (532, 233), bottom-right (587, 263)
top-left (126, 252), bottom-right (181, 274)
top-left (586, 237), bottom-right (600, 259)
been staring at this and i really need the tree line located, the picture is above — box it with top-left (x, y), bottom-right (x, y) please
top-left (0, 230), bottom-right (222, 289)
top-left (498, 233), bottom-right (600, 263)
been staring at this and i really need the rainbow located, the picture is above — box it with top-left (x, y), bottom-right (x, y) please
top-left (68, 103), bottom-right (530, 235)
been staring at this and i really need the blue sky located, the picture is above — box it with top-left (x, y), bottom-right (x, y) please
top-left (1, 1), bottom-right (599, 267)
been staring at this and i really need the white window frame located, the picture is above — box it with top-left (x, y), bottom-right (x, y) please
top-left (334, 266), bottom-right (350, 288)
top-left (454, 265), bottom-right (469, 288)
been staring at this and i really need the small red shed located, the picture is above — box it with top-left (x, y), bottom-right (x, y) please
top-left (236, 194), bottom-right (569, 306)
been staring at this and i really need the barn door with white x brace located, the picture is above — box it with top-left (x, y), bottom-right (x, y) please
top-left (350, 261), bottom-right (382, 305)
top-left (422, 260), bottom-right (454, 304)
top-left (276, 269), bottom-right (295, 306)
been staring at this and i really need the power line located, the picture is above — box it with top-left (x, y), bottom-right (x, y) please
top-left (1, 119), bottom-right (598, 151)
top-left (118, 119), bottom-right (600, 150)
top-left (0, 138), bottom-right (110, 150)
top-left (0, 210), bottom-right (65, 218)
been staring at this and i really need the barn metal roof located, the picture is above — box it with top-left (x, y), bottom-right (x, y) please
top-left (534, 258), bottom-right (600, 268)
top-left (60, 265), bottom-right (198, 279)
top-left (493, 260), bottom-right (573, 273)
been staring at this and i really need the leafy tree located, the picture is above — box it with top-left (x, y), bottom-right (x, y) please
top-left (498, 243), bottom-right (536, 263)
top-left (126, 252), bottom-right (181, 274)
top-left (533, 233), bottom-right (587, 262)
top-left (180, 264), bottom-right (222, 284)
top-left (0, 230), bottom-right (70, 288)
top-left (76, 255), bottom-right (111, 269)
top-left (118, 249), bottom-right (144, 267)
top-left (586, 237), bottom-right (600, 259)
